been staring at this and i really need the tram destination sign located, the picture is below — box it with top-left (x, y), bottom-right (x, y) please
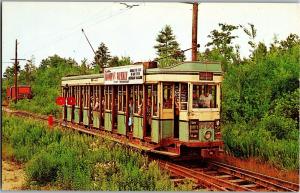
top-left (104, 65), bottom-right (144, 85)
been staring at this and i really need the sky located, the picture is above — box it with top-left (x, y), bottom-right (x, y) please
top-left (2, 2), bottom-right (300, 76)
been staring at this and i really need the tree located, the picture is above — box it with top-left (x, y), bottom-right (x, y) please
top-left (109, 56), bottom-right (133, 67)
top-left (240, 23), bottom-right (257, 52)
top-left (93, 42), bottom-right (111, 72)
top-left (23, 57), bottom-right (37, 85)
top-left (154, 25), bottom-right (185, 68)
top-left (206, 23), bottom-right (239, 65)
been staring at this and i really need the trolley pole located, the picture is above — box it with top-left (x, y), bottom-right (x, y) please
top-left (14, 39), bottom-right (18, 103)
top-left (192, 2), bottom-right (198, 61)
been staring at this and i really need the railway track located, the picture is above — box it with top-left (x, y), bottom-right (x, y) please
top-left (3, 107), bottom-right (299, 192)
top-left (159, 160), bottom-right (299, 192)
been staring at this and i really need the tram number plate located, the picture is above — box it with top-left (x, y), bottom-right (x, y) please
top-left (199, 72), bottom-right (213, 80)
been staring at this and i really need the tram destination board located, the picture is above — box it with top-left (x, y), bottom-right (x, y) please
top-left (199, 72), bottom-right (213, 81)
top-left (104, 65), bottom-right (144, 85)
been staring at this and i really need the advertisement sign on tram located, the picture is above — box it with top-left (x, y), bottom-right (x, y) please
top-left (104, 64), bottom-right (144, 85)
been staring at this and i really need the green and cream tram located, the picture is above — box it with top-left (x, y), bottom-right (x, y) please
top-left (61, 61), bottom-right (223, 158)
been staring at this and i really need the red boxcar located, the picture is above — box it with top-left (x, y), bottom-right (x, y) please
top-left (6, 86), bottom-right (32, 100)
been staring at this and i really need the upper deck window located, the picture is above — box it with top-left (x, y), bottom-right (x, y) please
top-left (192, 84), bottom-right (217, 108)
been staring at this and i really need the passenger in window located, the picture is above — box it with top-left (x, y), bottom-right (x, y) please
top-left (199, 91), bottom-right (205, 107)
top-left (128, 98), bottom-right (133, 132)
top-left (93, 97), bottom-right (99, 111)
top-left (146, 98), bottom-right (152, 127)
top-left (138, 102), bottom-right (143, 115)
top-left (204, 91), bottom-right (213, 108)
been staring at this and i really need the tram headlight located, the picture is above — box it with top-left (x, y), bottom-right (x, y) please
top-left (205, 131), bottom-right (212, 140)
top-left (216, 120), bottom-right (220, 126)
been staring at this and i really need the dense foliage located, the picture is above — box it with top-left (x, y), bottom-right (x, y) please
top-left (2, 114), bottom-right (194, 190)
top-left (4, 55), bottom-right (93, 117)
top-left (206, 28), bottom-right (300, 169)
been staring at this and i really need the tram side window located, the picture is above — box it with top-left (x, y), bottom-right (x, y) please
top-left (163, 84), bottom-right (172, 109)
top-left (134, 86), bottom-right (138, 113)
top-left (180, 83), bottom-right (188, 110)
top-left (152, 85), bottom-right (158, 116)
top-left (118, 86), bottom-right (122, 111)
top-left (118, 85), bottom-right (126, 112)
top-left (105, 86), bottom-right (109, 110)
top-left (192, 84), bottom-right (217, 108)
top-left (138, 85), bottom-right (143, 115)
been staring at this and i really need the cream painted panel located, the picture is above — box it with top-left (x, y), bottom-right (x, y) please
top-left (146, 74), bottom-right (222, 83)
top-left (179, 111), bottom-right (188, 121)
top-left (189, 111), bottom-right (220, 121)
top-left (62, 78), bottom-right (104, 86)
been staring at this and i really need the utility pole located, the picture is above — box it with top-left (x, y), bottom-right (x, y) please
top-left (14, 39), bottom-right (18, 103)
top-left (192, 2), bottom-right (198, 61)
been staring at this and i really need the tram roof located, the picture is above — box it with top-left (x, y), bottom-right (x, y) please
top-left (145, 61), bottom-right (222, 74)
top-left (62, 61), bottom-right (222, 80)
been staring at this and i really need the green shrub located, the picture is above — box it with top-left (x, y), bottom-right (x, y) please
top-left (3, 113), bottom-right (190, 190)
top-left (26, 150), bottom-right (58, 184)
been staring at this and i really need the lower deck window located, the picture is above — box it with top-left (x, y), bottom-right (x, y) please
top-left (193, 84), bottom-right (217, 108)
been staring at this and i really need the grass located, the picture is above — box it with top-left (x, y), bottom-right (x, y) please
top-left (2, 113), bottom-right (194, 191)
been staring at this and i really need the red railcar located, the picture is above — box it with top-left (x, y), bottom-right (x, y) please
top-left (6, 86), bottom-right (32, 100)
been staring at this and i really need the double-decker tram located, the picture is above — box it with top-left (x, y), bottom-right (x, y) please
top-left (61, 61), bottom-right (223, 158)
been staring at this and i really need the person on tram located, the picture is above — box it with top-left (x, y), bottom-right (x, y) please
top-left (128, 98), bottom-right (134, 132)
top-left (93, 97), bottom-right (99, 111)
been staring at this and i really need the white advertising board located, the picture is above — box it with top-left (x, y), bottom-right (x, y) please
top-left (104, 65), bottom-right (144, 85)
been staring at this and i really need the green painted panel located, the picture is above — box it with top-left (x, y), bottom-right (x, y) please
top-left (74, 108), bottom-right (80, 123)
top-left (117, 114), bottom-right (126, 135)
top-left (62, 107), bottom-right (65, 120)
top-left (83, 109), bottom-right (89, 126)
top-left (67, 106), bottom-right (72, 122)
top-left (104, 112), bottom-right (112, 131)
top-left (161, 120), bottom-right (173, 139)
top-left (93, 111), bottom-right (100, 128)
top-left (151, 119), bottom-right (159, 143)
top-left (199, 128), bottom-right (215, 142)
top-left (179, 121), bottom-right (189, 142)
top-left (133, 117), bottom-right (143, 139)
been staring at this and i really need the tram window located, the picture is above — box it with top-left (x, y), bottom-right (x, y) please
top-left (105, 86), bottom-right (109, 110)
top-left (192, 84), bottom-right (216, 108)
top-left (122, 86), bottom-right (126, 112)
top-left (118, 85), bottom-right (126, 112)
top-left (152, 85), bottom-right (158, 116)
top-left (134, 86), bottom-right (138, 113)
top-left (138, 85), bottom-right (143, 115)
top-left (118, 86), bottom-right (122, 111)
top-left (146, 85), bottom-right (153, 117)
top-left (180, 83), bottom-right (188, 110)
top-left (163, 84), bottom-right (173, 109)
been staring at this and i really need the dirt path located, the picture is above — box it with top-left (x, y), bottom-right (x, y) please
top-left (2, 160), bottom-right (26, 190)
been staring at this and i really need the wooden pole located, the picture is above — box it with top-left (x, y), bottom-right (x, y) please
top-left (14, 39), bottom-right (18, 103)
top-left (192, 2), bottom-right (198, 61)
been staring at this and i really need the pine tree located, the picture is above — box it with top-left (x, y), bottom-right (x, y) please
top-left (93, 42), bottom-right (111, 73)
top-left (154, 25), bottom-right (185, 68)
top-left (24, 58), bottom-right (37, 85)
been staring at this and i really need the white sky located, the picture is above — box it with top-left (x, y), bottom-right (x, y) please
top-left (2, 2), bottom-right (300, 75)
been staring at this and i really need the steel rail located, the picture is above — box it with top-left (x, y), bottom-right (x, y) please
top-left (159, 160), bottom-right (254, 191)
top-left (211, 161), bottom-right (299, 192)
